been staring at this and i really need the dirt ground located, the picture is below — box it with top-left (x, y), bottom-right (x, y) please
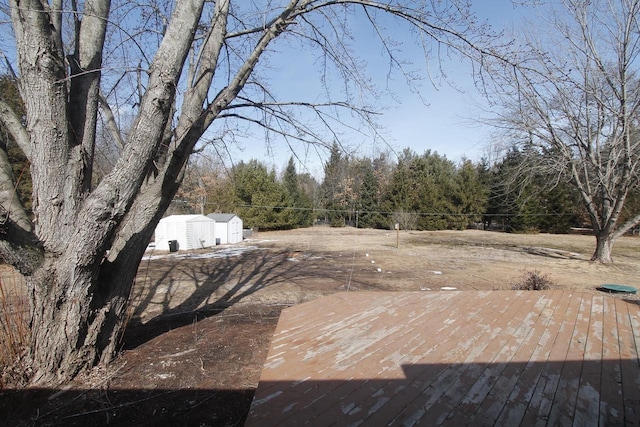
top-left (2, 226), bottom-right (639, 426)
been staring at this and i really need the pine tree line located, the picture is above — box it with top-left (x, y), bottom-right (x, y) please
top-left (176, 142), bottom-right (605, 233)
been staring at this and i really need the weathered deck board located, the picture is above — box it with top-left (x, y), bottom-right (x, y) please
top-left (492, 290), bottom-right (573, 426)
top-left (246, 291), bottom-right (640, 426)
top-left (598, 295), bottom-right (624, 425)
top-left (616, 297), bottom-right (640, 426)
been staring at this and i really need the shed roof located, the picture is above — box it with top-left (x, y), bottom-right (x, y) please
top-left (159, 214), bottom-right (214, 223)
top-left (206, 213), bottom-right (239, 222)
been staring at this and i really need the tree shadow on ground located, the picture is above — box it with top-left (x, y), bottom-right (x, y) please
top-left (4, 359), bottom-right (635, 427)
top-left (1, 387), bottom-right (254, 427)
top-left (123, 248), bottom-right (300, 349)
top-left (0, 245), bottom-right (402, 426)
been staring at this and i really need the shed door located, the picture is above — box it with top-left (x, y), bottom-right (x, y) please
top-left (230, 218), bottom-right (242, 243)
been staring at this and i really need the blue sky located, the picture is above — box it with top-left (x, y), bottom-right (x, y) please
top-left (220, 1), bottom-right (537, 178)
top-left (0, 1), bottom-right (536, 179)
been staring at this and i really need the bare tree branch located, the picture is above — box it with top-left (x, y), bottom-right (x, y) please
top-left (0, 98), bottom-right (30, 159)
top-left (98, 92), bottom-right (125, 150)
top-left (485, 0), bottom-right (640, 262)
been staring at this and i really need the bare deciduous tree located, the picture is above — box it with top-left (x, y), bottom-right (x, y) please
top-left (0, 0), bottom-right (495, 384)
top-left (392, 209), bottom-right (418, 231)
top-left (485, 0), bottom-right (640, 263)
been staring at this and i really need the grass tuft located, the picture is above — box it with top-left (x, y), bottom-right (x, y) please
top-left (511, 270), bottom-right (554, 291)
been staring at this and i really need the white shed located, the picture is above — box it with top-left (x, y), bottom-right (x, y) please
top-left (154, 214), bottom-right (216, 251)
top-left (206, 213), bottom-right (243, 244)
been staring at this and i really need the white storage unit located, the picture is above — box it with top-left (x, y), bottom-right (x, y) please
top-left (154, 214), bottom-right (216, 251)
top-left (206, 213), bottom-right (244, 244)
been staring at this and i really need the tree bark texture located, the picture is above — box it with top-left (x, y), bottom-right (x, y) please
top-left (591, 232), bottom-right (613, 264)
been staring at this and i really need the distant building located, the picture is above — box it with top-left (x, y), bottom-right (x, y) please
top-left (207, 213), bottom-right (244, 244)
top-left (154, 214), bottom-right (216, 251)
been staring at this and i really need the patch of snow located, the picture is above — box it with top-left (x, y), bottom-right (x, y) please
top-left (142, 245), bottom-right (263, 261)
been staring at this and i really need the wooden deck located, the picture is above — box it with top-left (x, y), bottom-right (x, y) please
top-left (246, 290), bottom-right (640, 426)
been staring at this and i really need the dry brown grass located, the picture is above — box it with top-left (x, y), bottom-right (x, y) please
top-left (0, 275), bottom-right (30, 387)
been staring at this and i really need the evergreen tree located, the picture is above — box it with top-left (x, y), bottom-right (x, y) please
top-left (320, 142), bottom-right (349, 226)
top-left (452, 159), bottom-right (489, 229)
top-left (381, 150), bottom-right (456, 230)
top-left (297, 172), bottom-right (321, 216)
top-left (485, 146), bottom-right (581, 233)
top-left (485, 147), bottom-right (535, 232)
top-left (356, 159), bottom-right (384, 228)
top-left (536, 180), bottom-right (580, 233)
top-left (533, 146), bottom-right (581, 233)
top-left (232, 160), bottom-right (295, 230)
top-left (283, 157), bottom-right (314, 227)
top-left (408, 151), bottom-right (457, 230)
top-left (381, 150), bottom-right (416, 228)
top-left (372, 152), bottom-right (393, 204)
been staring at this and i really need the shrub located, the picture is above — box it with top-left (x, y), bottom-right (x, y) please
top-left (511, 270), bottom-right (554, 291)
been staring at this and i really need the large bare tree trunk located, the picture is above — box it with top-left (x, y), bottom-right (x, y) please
top-left (590, 211), bottom-right (640, 263)
top-left (591, 232), bottom-right (613, 264)
top-left (6, 0), bottom-right (207, 385)
top-left (28, 259), bottom-right (129, 383)
top-left (27, 201), bottom-right (162, 384)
